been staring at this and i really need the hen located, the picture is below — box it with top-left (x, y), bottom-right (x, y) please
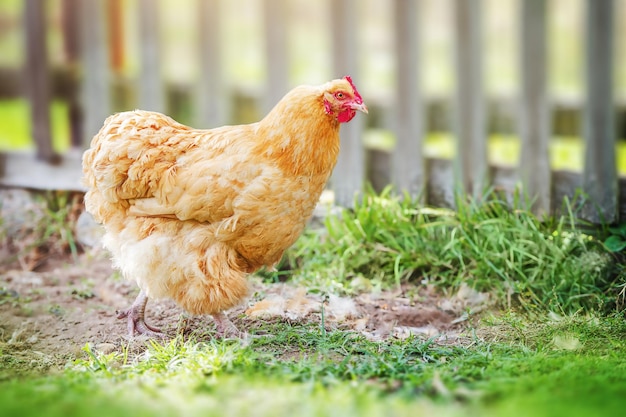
top-left (82, 76), bottom-right (367, 337)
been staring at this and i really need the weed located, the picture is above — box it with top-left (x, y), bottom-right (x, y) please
top-left (36, 191), bottom-right (82, 260)
top-left (603, 222), bottom-right (626, 252)
top-left (1, 190), bottom-right (82, 270)
top-left (77, 343), bottom-right (122, 376)
top-left (0, 287), bottom-right (33, 316)
top-left (282, 188), bottom-right (621, 314)
top-left (48, 304), bottom-right (65, 316)
top-left (0, 287), bottom-right (19, 306)
top-left (70, 279), bottom-right (96, 300)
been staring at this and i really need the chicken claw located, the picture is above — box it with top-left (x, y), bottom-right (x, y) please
top-left (117, 290), bottom-right (164, 338)
top-left (212, 311), bottom-right (243, 339)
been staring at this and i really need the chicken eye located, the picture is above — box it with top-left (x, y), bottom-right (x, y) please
top-left (335, 92), bottom-right (345, 99)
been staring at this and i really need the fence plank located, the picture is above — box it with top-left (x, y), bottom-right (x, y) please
top-left (81, 0), bottom-right (111, 142)
top-left (61, 0), bottom-right (83, 149)
top-left (24, 0), bottom-right (56, 162)
top-left (108, 0), bottom-right (124, 74)
top-left (263, 0), bottom-right (289, 113)
top-left (519, 0), bottom-right (550, 216)
top-left (453, 0), bottom-right (487, 198)
top-left (138, 0), bottom-right (165, 112)
top-left (196, 0), bottom-right (225, 128)
top-left (392, 0), bottom-right (424, 198)
top-left (582, 0), bottom-right (617, 223)
top-left (331, 0), bottom-right (365, 207)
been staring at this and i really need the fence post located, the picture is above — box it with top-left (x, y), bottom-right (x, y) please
top-left (263, 0), bottom-right (289, 114)
top-left (81, 0), bottom-right (111, 142)
top-left (138, 0), bottom-right (165, 112)
top-left (62, 0), bottom-right (83, 149)
top-left (108, 0), bottom-right (124, 74)
top-left (453, 0), bottom-right (487, 199)
top-left (331, 0), bottom-right (365, 207)
top-left (582, 0), bottom-right (617, 223)
top-left (392, 0), bottom-right (424, 199)
top-left (24, 0), bottom-right (56, 162)
top-left (196, 0), bottom-right (225, 128)
top-left (519, 0), bottom-right (550, 216)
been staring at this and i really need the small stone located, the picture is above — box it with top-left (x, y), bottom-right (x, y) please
top-left (7, 270), bottom-right (43, 286)
top-left (95, 342), bottom-right (117, 354)
top-left (0, 188), bottom-right (43, 237)
top-left (75, 211), bottom-right (105, 248)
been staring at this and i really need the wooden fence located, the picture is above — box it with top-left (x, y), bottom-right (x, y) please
top-left (0, 0), bottom-right (624, 223)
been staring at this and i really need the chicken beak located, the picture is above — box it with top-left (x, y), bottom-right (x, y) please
top-left (351, 102), bottom-right (369, 114)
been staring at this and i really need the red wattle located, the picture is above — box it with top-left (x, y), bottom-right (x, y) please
top-left (337, 109), bottom-right (356, 123)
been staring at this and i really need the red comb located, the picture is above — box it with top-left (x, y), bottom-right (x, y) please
top-left (343, 75), bottom-right (363, 104)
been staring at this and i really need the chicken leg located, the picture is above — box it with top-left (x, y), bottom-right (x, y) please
top-left (117, 290), bottom-right (163, 338)
top-left (212, 311), bottom-right (241, 338)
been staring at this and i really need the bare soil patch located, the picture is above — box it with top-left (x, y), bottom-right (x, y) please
top-left (1, 246), bottom-right (484, 378)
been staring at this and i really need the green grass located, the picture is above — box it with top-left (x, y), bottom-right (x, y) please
top-left (276, 188), bottom-right (624, 314)
top-left (2, 189), bottom-right (626, 417)
top-left (2, 315), bottom-right (626, 417)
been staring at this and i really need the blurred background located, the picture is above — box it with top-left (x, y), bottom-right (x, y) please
top-left (0, 0), bottom-right (625, 215)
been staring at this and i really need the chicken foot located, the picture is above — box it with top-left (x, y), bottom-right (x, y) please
top-left (212, 311), bottom-right (241, 338)
top-left (117, 290), bottom-right (164, 338)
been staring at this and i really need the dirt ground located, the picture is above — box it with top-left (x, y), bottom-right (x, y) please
top-left (0, 242), bottom-right (487, 377)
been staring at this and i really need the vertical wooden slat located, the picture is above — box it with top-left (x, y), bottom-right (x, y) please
top-left (331, 0), bottom-right (364, 207)
top-left (263, 0), bottom-right (289, 113)
top-left (62, 0), bottom-right (83, 148)
top-left (196, 0), bottom-right (224, 128)
top-left (583, 0), bottom-right (616, 223)
top-left (81, 0), bottom-right (111, 142)
top-left (138, 0), bottom-right (165, 112)
top-left (108, 0), bottom-right (124, 74)
top-left (453, 0), bottom-right (487, 198)
top-left (24, 0), bottom-right (56, 162)
top-left (393, 0), bottom-right (424, 198)
top-left (519, 0), bottom-right (550, 216)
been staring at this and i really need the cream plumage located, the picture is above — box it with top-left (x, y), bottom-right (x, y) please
top-left (82, 77), bottom-right (367, 337)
